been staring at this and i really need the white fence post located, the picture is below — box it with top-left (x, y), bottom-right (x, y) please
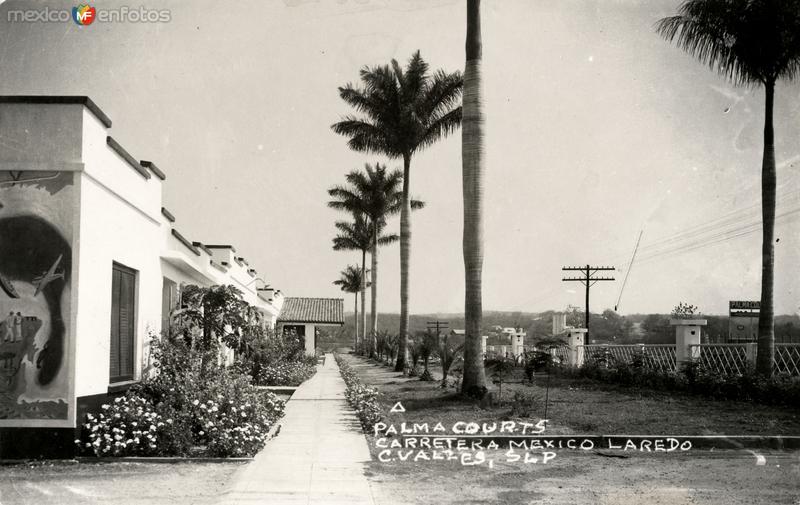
top-left (567, 328), bottom-right (587, 367)
top-left (670, 318), bottom-right (707, 369)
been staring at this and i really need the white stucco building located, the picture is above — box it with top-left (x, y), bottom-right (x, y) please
top-left (0, 96), bottom-right (292, 458)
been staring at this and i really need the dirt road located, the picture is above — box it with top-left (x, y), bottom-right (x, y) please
top-left (0, 461), bottom-right (242, 505)
top-left (365, 449), bottom-right (800, 505)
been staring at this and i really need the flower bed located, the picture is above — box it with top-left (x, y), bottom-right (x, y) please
top-left (335, 355), bottom-right (382, 431)
top-left (77, 337), bottom-right (285, 458)
top-left (256, 360), bottom-right (317, 387)
top-left (79, 395), bottom-right (167, 457)
top-left (192, 391), bottom-right (285, 457)
top-left (78, 383), bottom-right (285, 458)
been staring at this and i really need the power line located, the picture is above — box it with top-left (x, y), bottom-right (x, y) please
top-left (615, 230), bottom-right (642, 312)
top-left (519, 187), bottom-right (799, 314)
top-left (627, 206), bottom-right (800, 267)
top-left (606, 184), bottom-right (798, 267)
top-left (628, 192), bottom-right (800, 254)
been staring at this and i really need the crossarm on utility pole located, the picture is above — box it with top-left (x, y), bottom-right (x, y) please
top-left (561, 265), bottom-right (615, 341)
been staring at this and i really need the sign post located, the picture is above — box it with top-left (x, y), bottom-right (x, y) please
top-left (728, 301), bottom-right (759, 343)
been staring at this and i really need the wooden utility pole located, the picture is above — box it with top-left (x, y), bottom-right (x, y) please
top-left (562, 265), bottom-right (615, 341)
top-left (426, 320), bottom-right (449, 338)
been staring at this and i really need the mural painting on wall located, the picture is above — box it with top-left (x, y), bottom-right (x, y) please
top-left (0, 171), bottom-right (74, 423)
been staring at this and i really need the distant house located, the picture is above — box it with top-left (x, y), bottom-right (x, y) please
top-left (277, 297), bottom-right (344, 356)
top-left (484, 328), bottom-right (526, 358)
top-left (501, 327), bottom-right (527, 339)
top-left (448, 328), bottom-right (526, 358)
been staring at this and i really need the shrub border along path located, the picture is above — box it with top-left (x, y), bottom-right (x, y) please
top-left (336, 354), bottom-right (383, 432)
top-left (73, 422), bottom-right (283, 464)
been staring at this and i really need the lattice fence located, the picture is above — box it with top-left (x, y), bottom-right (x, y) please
top-left (549, 346), bottom-right (569, 364)
top-left (544, 342), bottom-right (799, 376)
top-left (775, 344), bottom-right (800, 375)
top-left (580, 344), bottom-right (677, 372)
top-left (690, 344), bottom-right (749, 375)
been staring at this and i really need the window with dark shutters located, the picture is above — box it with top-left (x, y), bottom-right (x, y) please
top-left (110, 263), bottom-right (137, 383)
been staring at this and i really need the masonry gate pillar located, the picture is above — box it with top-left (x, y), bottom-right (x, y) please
top-left (567, 328), bottom-right (587, 367)
top-left (670, 319), bottom-right (707, 370)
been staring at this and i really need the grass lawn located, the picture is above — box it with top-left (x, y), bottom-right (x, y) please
top-left (342, 355), bottom-right (800, 505)
top-left (341, 354), bottom-right (800, 436)
top-left (344, 355), bottom-right (800, 505)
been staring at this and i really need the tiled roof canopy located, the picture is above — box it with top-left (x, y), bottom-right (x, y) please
top-left (278, 297), bottom-right (344, 325)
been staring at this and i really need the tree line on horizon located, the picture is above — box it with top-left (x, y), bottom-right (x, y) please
top-left (327, 310), bottom-right (800, 346)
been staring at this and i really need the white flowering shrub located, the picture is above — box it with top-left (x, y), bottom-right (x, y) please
top-left (192, 392), bottom-right (284, 457)
top-left (193, 370), bottom-right (285, 457)
top-left (77, 394), bottom-right (169, 457)
top-left (77, 338), bottom-right (286, 458)
top-left (257, 361), bottom-right (316, 387)
top-left (335, 355), bottom-right (383, 432)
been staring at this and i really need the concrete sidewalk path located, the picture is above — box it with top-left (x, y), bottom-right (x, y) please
top-left (222, 353), bottom-right (377, 505)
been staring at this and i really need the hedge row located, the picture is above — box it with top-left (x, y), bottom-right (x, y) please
top-left (555, 360), bottom-right (800, 408)
top-left (335, 355), bottom-right (383, 431)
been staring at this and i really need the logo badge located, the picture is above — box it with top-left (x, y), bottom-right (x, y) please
top-left (72, 4), bottom-right (96, 26)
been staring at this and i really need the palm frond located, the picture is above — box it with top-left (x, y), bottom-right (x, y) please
top-left (328, 185), bottom-right (361, 206)
top-left (390, 58), bottom-right (406, 93)
top-left (331, 117), bottom-right (394, 154)
top-left (332, 216), bottom-right (372, 252)
top-left (401, 51), bottom-right (429, 105)
top-left (333, 264), bottom-right (362, 293)
top-left (656, 0), bottom-right (800, 85)
top-left (377, 234), bottom-right (399, 246)
top-left (418, 107), bottom-right (462, 151)
top-left (332, 236), bottom-right (361, 252)
top-left (338, 84), bottom-right (385, 121)
top-left (422, 69), bottom-right (464, 119)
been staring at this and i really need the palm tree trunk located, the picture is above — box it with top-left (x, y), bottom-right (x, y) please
top-left (353, 291), bottom-right (359, 352)
top-left (460, 0), bottom-right (487, 398)
top-left (396, 153), bottom-right (412, 372)
top-left (371, 228), bottom-right (378, 343)
top-left (361, 248), bottom-right (368, 355)
top-left (756, 79), bottom-right (776, 376)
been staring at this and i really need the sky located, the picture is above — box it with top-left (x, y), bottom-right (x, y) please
top-left (0, 0), bottom-right (798, 316)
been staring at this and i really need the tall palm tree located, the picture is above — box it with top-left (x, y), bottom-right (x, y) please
top-left (329, 163), bottom-right (421, 365)
top-left (657, 0), bottom-right (800, 376)
top-left (332, 213), bottom-right (391, 354)
top-left (332, 53), bottom-right (463, 372)
top-left (333, 265), bottom-right (363, 351)
top-left (332, 214), bottom-right (370, 352)
top-left (460, 0), bottom-right (488, 398)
